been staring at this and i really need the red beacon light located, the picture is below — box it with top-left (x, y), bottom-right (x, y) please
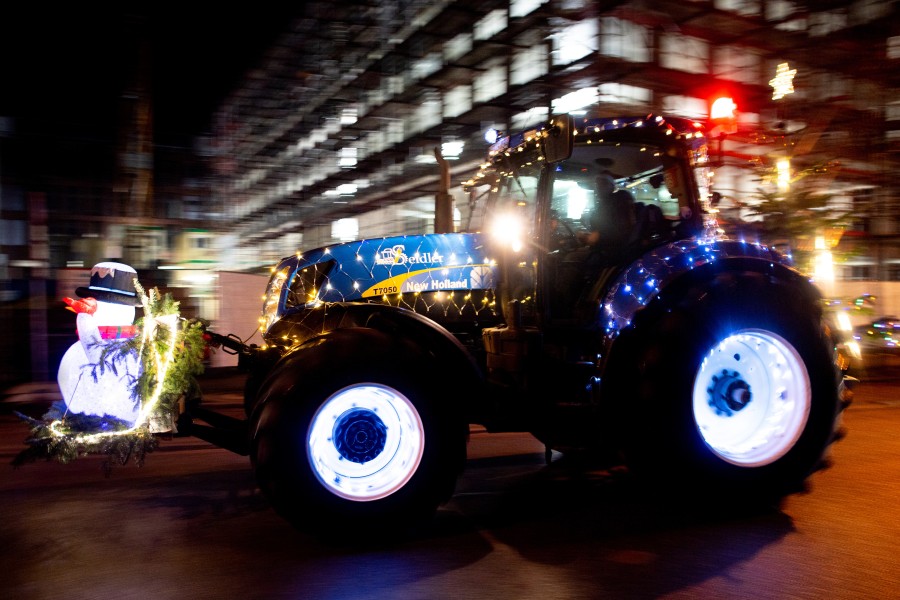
top-left (710, 96), bottom-right (737, 120)
top-left (710, 96), bottom-right (738, 134)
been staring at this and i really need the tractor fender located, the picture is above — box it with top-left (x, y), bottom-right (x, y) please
top-left (597, 239), bottom-right (820, 366)
top-left (255, 304), bottom-right (485, 418)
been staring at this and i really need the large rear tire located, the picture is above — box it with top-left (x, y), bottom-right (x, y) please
top-left (608, 272), bottom-right (842, 501)
top-left (250, 328), bottom-right (466, 537)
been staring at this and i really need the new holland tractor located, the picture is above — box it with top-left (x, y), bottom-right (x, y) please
top-left (195, 112), bottom-right (853, 535)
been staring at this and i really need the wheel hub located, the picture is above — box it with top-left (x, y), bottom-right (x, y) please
top-left (692, 329), bottom-right (812, 467)
top-left (332, 408), bottom-right (387, 463)
top-left (308, 383), bottom-right (425, 501)
top-left (707, 368), bottom-right (752, 416)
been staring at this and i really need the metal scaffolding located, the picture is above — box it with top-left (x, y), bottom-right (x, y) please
top-left (207, 0), bottom-right (899, 267)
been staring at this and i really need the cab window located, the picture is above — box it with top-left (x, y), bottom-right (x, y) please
top-left (485, 159), bottom-right (542, 316)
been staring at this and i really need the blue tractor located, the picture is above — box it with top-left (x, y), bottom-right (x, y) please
top-left (200, 113), bottom-right (853, 535)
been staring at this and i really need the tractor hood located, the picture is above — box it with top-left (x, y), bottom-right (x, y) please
top-left (262, 233), bottom-right (498, 329)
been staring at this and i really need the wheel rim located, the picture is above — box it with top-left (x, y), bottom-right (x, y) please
top-left (692, 329), bottom-right (811, 467)
top-left (307, 383), bottom-right (425, 501)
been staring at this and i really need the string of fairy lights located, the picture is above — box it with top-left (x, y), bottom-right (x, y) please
top-left (256, 238), bottom-right (501, 350)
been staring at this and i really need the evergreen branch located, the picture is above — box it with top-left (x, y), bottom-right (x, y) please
top-left (11, 284), bottom-right (206, 470)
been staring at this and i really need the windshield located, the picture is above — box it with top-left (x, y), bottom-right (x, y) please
top-left (467, 160), bottom-right (540, 238)
top-left (472, 157), bottom-right (543, 318)
top-left (550, 142), bottom-right (679, 233)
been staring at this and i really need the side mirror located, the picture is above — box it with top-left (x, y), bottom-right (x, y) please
top-left (542, 114), bottom-right (574, 164)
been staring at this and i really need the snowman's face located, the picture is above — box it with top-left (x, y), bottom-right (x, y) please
top-left (93, 301), bottom-right (136, 326)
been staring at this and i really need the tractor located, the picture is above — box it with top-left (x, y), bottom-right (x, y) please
top-left (195, 112), bottom-right (853, 536)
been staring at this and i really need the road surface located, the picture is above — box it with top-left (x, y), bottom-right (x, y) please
top-left (2, 372), bottom-right (899, 599)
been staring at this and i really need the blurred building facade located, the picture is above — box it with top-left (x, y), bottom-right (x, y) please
top-left (2, 0), bottom-right (899, 384)
top-left (206, 0), bottom-right (899, 274)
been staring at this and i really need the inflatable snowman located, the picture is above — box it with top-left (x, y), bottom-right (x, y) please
top-left (57, 262), bottom-right (143, 426)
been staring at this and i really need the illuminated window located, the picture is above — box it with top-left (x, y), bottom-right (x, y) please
top-left (413, 93), bottom-right (441, 134)
top-left (385, 118), bottom-right (404, 145)
top-left (713, 46), bottom-right (761, 84)
top-left (599, 17), bottom-right (650, 62)
top-left (367, 87), bottom-right (386, 108)
top-left (510, 0), bottom-right (547, 18)
top-left (766, 0), bottom-right (806, 31)
top-left (888, 36), bottom-right (900, 60)
top-left (553, 18), bottom-right (597, 65)
top-left (887, 100), bottom-right (900, 121)
top-left (552, 87), bottom-right (598, 114)
top-left (386, 75), bottom-right (404, 96)
top-left (353, 195), bottom-right (451, 238)
top-left (714, 0), bottom-right (760, 16)
top-left (365, 130), bottom-right (385, 154)
top-left (324, 116), bottom-right (340, 135)
top-left (332, 218), bottom-right (359, 242)
top-left (510, 106), bottom-right (548, 130)
top-left (597, 83), bottom-right (651, 105)
top-left (412, 53), bottom-right (442, 81)
top-left (340, 107), bottom-right (358, 125)
top-left (510, 31), bottom-right (547, 85)
top-left (339, 147), bottom-right (357, 168)
top-left (441, 140), bottom-right (464, 160)
top-left (474, 9), bottom-right (507, 40)
top-left (661, 95), bottom-right (708, 119)
top-left (474, 58), bottom-right (507, 104)
top-left (444, 85), bottom-right (472, 119)
top-left (659, 33), bottom-right (709, 74)
top-left (809, 11), bottom-right (847, 37)
top-left (444, 33), bottom-right (472, 62)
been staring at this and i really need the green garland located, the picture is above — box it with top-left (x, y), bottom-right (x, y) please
top-left (12, 406), bottom-right (159, 474)
top-left (12, 284), bottom-right (206, 472)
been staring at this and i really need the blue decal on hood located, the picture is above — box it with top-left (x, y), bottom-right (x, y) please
top-left (279, 233), bottom-right (496, 304)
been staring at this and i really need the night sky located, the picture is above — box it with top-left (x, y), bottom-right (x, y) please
top-left (0, 6), bottom-right (294, 146)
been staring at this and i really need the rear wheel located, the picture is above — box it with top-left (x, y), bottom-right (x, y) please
top-left (250, 329), bottom-right (466, 536)
top-left (609, 273), bottom-right (842, 500)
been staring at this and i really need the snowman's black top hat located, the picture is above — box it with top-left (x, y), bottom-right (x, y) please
top-left (76, 262), bottom-right (141, 306)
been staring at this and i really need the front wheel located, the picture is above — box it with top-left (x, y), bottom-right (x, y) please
top-left (307, 382), bottom-right (425, 501)
top-left (250, 329), bottom-right (466, 536)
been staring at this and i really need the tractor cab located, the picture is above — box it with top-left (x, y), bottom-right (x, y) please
top-left (465, 114), bottom-right (712, 326)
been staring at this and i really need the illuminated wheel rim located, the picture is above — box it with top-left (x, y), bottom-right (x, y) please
top-left (307, 383), bottom-right (425, 501)
top-left (692, 329), bottom-right (811, 467)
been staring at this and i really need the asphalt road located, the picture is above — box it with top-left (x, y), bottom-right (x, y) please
top-left (2, 371), bottom-right (899, 599)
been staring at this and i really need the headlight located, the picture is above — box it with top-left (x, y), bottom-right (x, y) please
top-left (491, 212), bottom-right (526, 252)
top-left (261, 267), bottom-right (290, 333)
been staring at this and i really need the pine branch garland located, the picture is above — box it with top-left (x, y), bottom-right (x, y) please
top-left (12, 285), bottom-right (206, 471)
